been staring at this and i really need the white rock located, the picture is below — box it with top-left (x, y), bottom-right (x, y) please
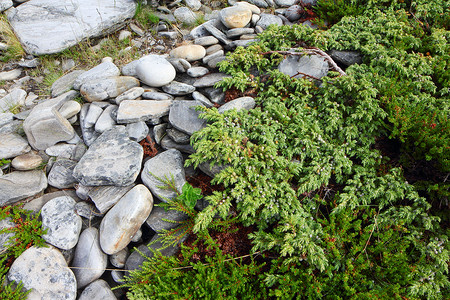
top-left (116, 100), bottom-right (173, 124)
top-left (135, 55), bottom-right (176, 87)
top-left (0, 132), bottom-right (31, 160)
top-left (78, 279), bottom-right (117, 300)
top-left (219, 6), bottom-right (252, 29)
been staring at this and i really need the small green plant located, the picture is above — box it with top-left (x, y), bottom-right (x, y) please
top-left (178, 183), bottom-right (203, 210)
top-left (0, 14), bottom-right (25, 62)
top-left (0, 159), bottom-right (11, 168)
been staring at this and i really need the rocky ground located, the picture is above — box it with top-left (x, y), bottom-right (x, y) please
top-left (0, 0), bottom-right (361, 298)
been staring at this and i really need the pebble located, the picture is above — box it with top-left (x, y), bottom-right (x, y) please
top-left (142, 91), bottom-right (174, 100)
top-left (136, 55), bottom-right (176, 87)
top-left (0, 69), bottom-right (22, 81)
top-left (73, 61), bottom-right (120, 90)
top-left (256, 13), bottom-right (283, 29)
top-left (162, 81), bottom-right (196, 95)
top-left (170, 44), bottom-right (206, 62)
top-left (116, 99), bottom-right (173, 123)
top-left (47, 159), bottom-right (78, 189)
top-left (193, 72), bottom-right (230, 88)
top-left (85, 184), bottom-right (135, 214)
top-left (0, 132), bottom-right (31, 160)
top-left (187, 66), bottom-right (210, 77)
top-left (174, 7), bottom-right (198, 25)
top-left (51, 70), bottom-right (85, 97)
top-left (115, 86), bottom-right (145, 104)
top-left (0, 170), bottom-right (48, 206)
top-left (95, 105), bottom-right (117, 133)
top-left (11, 151), bottom-right (43, 170)
top-left (110, 248), bottom-right (129, 268)
top-left (126, 121), bottom-right (149, 142)
top-left (219, 5), bottom-right (252, 29)
top-left (194, 36), bottom-right (219, 46)
top-left (78, 279), bottom-right (117, 300)
top-left (80, 76), bottom-right (140, 102)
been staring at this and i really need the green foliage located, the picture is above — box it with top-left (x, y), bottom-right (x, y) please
top-left (0, 159), bottom-right (10, 168)
top-left (134, 1), bottom-right (160, 29)
top-left (178, 183), bottom-right (203, 210)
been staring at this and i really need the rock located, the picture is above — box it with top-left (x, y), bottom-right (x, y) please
top-left (192, 91), bottom-right (214, 107)
top-left (184, 0), bottom-right (202, 11)
top-left (119, 30), bottom-right (132, 41)
top-left (226, 27), bottom-right (255, 38)
top-left (45, 143), bottom-right (77, 159)
top-left (187, 66), bottom-right (209, 78)
top-left (153, 123), bottom-right (168, 144)
top-left (0, 88), bottom-right (27, 113)
top-left (47, 159), bottom-right (78, 189)
top-left (328, 49), bottom-right (363, 66)
top-left (79, 104), bottom-right (101, 146)
top-left (141, 149), bottom-right (186, 202)
top-left (194, 36), bottom-right (219, 46)
top-left (0, 0), bottom-right (13, 12)
top-left (168, 57), bottom-right (192, 73)
top-left (59, 100), bottom-right (82, 120)
top-left (219, 5), bottom-right (252, 29)
top-left (95, 105), bottom-right (117, 133)
top-left (162, 81), bottom-right (196, 96)
top-left (74, 201), bottom-right (97, 220)
top-left (74, 62), bottom-right (120, 90)
top-left (0, 218), bottom-right (15, 253)
top-left (284, 5), bottom-right (304, 22)
top-left (41, 196), bottom-right (82, 250)
top-left (8, 246), bottom-right (77, 300)
top-left (174, 7), bottom-right (198, 25)
top-left (136, 55), bottom-right (176, 87)
top-left (51, 70), bottom-right (86, 97)
top-left (0, 112), bottom-right (13, 127)
top-left (87, 185), bottom-right (134, 214)
top-left (18, 58), bottom-right (40, 68)
top-left (80, 76), bottom-right (140, 102)
top-left (256, 13), bottom-right (283, 29)
top-left (167, 128), bottom-right (191, 144)
top-left (23, 91), bottom-right (78, 150)
top-left (110, 248), bottom-right (128, 268)
top-left (246, 0), bottom-right (269, 8)
top-left (202, 86), bottom-right (225, 104)
top-left (0, 170), bottom-right (47, 206)
top-left (160, 135), bottom-right (195, 154)
top-left (72, 227), bottom-right (108, 288)
top-left (100, 184), bottom-right (153, 254)
top-left (206, 43), bottom-right (223, 55)
top-left (218, 96), bottom-right (256, 113)
top-left (79, 279), bottom-right (117, 300)
top-left (170, 45), bottom-right (206, 62)
top-left (202, 50), bottom-right (224, 64)
top-left (169, 100), bottom-right (206, 135)
top-left (73, 126), bottom-right (143, 186)
top-left (116, 100), bottom-right (173, 124)
top-left (146, 204), bottom-right (188, 232)
top-left (203, 22), bottom-right (233, 45)
top-left (0, 69), bottom-right (22, 81)
top-left (235, 1), bottom-right (261, 14)
top-left (193, 72), bottom-right (230, 88)
top-left (126, 121), bottom-right (149, 142)
top-left (275, 0), bottom-right (296, 7)
top-left (142, 91), bottom-right (174, 100)
top-left (115, 86), bottom-right (145, 104)
top-left (0, 132), bottom-right (31, 159)
top-left (6, 0), bottom-right (136, 55)
top-left (22, 190), bottom-right (79, 215)
top-left (84, 103), bottom-right (104, 128)
top-left (11, 151), bottom-right (43, 170)
top-left (121, 60), bottom-right (140, 77)
top-left (278, 54), bottom-right (329, 80)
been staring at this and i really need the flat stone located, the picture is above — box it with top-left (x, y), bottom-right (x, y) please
top-left (47, 159), bottom-right (78, 189)
top-left (8, 246), bottom-right (77, 300)
top-left (116, 100), bottom-right (173, 124)
top-left (72, 227), bottom-right (108, 288)
top-left (192, 91), bottom-right (214, 107)
top-left (115, 86), bottom-right (144, 104)
top-left (83, 103), bottom-right (104, 128)
top-left (256, 13), bottom-right (283, 29)
top-left (146, 204), bottom-right (188, 233)
top-left (187, 66), bottom-right (209, 78)
top-left (126, 121), bottom-right (149, 142)
top-left (169, 100), bottom-right (206, 135)
top-left (219, 5), bottom-right (252, 29)
top-left (202, 50), bottom-right (224, 64)
top-left (22, 190), bottom-right (79, 215)
top-left (41, 196), bottom-right (82, 250)
top-left (0, 69), bottom-right (22, 81)
top-left (141, 149), bottom-right (186, 202)
top-left (275, 0), bottom-right (296, 6)
top-left (11, 151), bottom-right (42, 170)
top-left (184, 0), bottom-right (202, 11)
top-left (45, 143), bottom-right (77, 158)
top-left (0, 218), bottom-right (15, 253)
top-left (205, 44), bottom-right (223, 55)
top-left (79, 279), bottom-right (117, 300)
top-left (100, 184), bottom-right (153, 255)
top-left (73, 126), bottom-right (143, 186)
top-left (0, 132), bottom-right (31, 159)
top-left (170, 45), bottom-right (206, 62)
top-left (0, 88), bottom-right (27, 113)
top-left (160, 135), bottom-right (195, 154)
top-left (194, 36), bottom-right (219, 46)
top-left (59, 100), bottom-right (82, 120)
top-left (80, 76), bottom-right (139, 102)
top-left (167, 128), bottom-right (191, 144)
top-left (235, 1), bottom-right (261, 14)
top-left (226, 27), bottom-right (254, 38)
top-left (202, 86), bottom-right (225, 104)
top-left (121, 60), bottom-right (140, 77)
top-left (0, 0), bottom-right (13, 12)
top-left (74, 201), bottom-right (97, 220)
top-left (142, 91), bottom-right (174, 100)
top-left (0, 112), bottom-right (14, 127)
top-left (193, 72), bottom-right (230, 88)
top-left (174, 7), bottom-right (198, 25)
top-left (136, 55), bottom-right (176, 87)
top-left (0, 170), bottom-right (47, 206)
top-left (74, 62), bottom-right (120, 90)
top-left (87, 185), bottom-right (134, 214)
top-left (153, 123), bottom-right (168, 144)
top-left (328, 49), bottom-right (363, 66)
top-left (162, 81), bottom-right (196, 96)
top-left (203, 22), bottom-right (232, 45)
top-left (189, 19), bottom-right (225, 39)
top-left (6, 0), bottom-right (136, 55)
top-left (278, 54), bottom-right (329, 80)
top-left (51, 70), bottom-right (85, 97)
top-left (218, 96), bottom-right (256, 113)
top-left (168, 57), bottom-right (192, 73)
top-left (79, 104), bottom-right (101, 146)
top-left (95, 105), bottom-right (117, 133)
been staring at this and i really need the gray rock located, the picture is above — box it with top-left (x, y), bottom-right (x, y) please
top-left (173, 7), bottom-right (198, 25)
top-left (199, 161), bottom-right (228, 178)
top-left (51, 70), bottom-right (86, 97)
top-left (256, 13), bottom-right (283, 29)
top-left (0, 88), bottom-right (26, 113)
top-left (219, 5), bottom-right (252, 29)
top-left (0, 120), bottom-right (22, 135)
top-left (189, 19), bottom-right (225, 39)
top-left (73, 126), bottom-right (143, 186)
top-left (246, 0), bottom-right (269, 8)
top-left (146, 204), bottom-right (188, 233)
top-left (115, 86), bottom-right (144, 104)
top-left (74, 62), bottom-right (120, 90)
top-left (142, 91), bottom-right (174, 100)
top-left (278, 54), bottom-right (328, 80)
top-left (0, 0), bottom-right (13, 12)
top-left (7, 246), bottom-right (77, 300)
top-left (141, 149), bottom-right (186, 202)
top-left (87, 185), bottom-right (135, 214)
top-left (79, 279), bottom-right (117, 300)
top-left (22, 190), bottom-right (79, 215)
top-left (99, 184), bottom-right (153, 255)
top-left (235, 1), bottom-right (262, 13)
top-left (187, 66), bottom-right (209, 78)
top-left (41, 196), bottom-right (82, 250)
top-left (116, 100), bottom-right (173, 124)
top-left (0, 132), bottom-right (31, 159)
top-left (184, 0), bottom-right (202, 11)
top-left (168, 57), bottom-right (192, 73)
top-left (121, 60), bottom-right (140, 77)
top-left (11, 151), bottom-right (43, 170)
top-left (58, 100), bottom-right (82, 120)
top-left (23, 91), bottom-right (78, 150)
top-left (72, 227), bottom-right (108, 288)
top-left (110, 248), bottom-right (128, 268)
top-left (284, 4), bottom-right (304, 22)
top-left (95, 105), bottom-right (117, 133)
top-left (218, 96), bottom-right (256, 113)
top-left (162, 81), bottom-right (196, 96)
top-left (153, 123), bottom-right (168, 144)
top-left (79, 104), bottom-right (101, 146)
top-left (160, 135), bottom-right (195, 154)
top-left (203, 22), bottom-right (233, 45)
top-left (202, 50), bottom-right (225, 64)
top-left (0, 218), bottom-right (15, 253)
top-left (6, 0), bottom-right (136, 55)
top-left (202, 87), bottom-right (225, 104)
top-left (45, 143), bottom-right (77, 159)
top-left (74, 201), bottom-right (97, 220)
top-left (194, 72), bottom-right (230, 88)
top-left (126, 121), bottom-right (149, 142)
top-left (18, 58), bottom-right (40, 68)
top-left (226, 27), bottom-right (255, 38)
top-left (0, 170), bottom-right (47, 206)
top-left (167, 128), bottom-right (191, 144)
top-left (84, 103), bottom-right (104, 128)
top-left (194, 36), bottom-right (219, 46)
top-left (328, 49), bottom-right (363, 66)
top-left (169, 100), bottom-right (206, 135)
top-left (275, 0), bottom-right (296, 6)
top-left (0, 69), bottom-right (22, 81)
top-left (47, 159), bottom-right (78, 189)
top-left (80, 76), bottom-right (140, 102)
top-left (206, 43), bottom-right (224, 55)
top-left (0, 112), bottom-right (14, 127)
top-left (136, 55), bottom-right (176, 87)
top-left (158, 31), bottom-right (178, 39)
top-left (192, 91), bottom-right (214, 107)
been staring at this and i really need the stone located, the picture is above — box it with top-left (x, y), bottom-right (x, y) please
top-left (246, 0), bottom-right (269, 8)
top-left (162, 81), bottom-right (196, 96)
top-left (41, 196), bottom-right (82, 250)
top-left (74, 62), bottom-right (120, 90)
top-left (278, 54), bottom-right (329, 80)
top-left (126, 121), bottom-right (149, 142)
top-left (79, 104), bottom-right (101, 146)
top-left (153, 123), bottom-right (168, 144)
top-left (218, 96), bottom-right (256, 113)
top-left (80, 76), bottom-right (140, 102)
top-left (192, 91), bottom-right (214, 107)
top-left (8, 246), bottom-right (77, 300)
top-left (95, 105), bottom-right (117, 133)
top-left (118, 30), bottom-right (132, 41)
top-left (22, 190), bottom-right (79, 215)
top-left (187, 66), bottom-right (209, 78)
top-left (74, 201), bottom-right (97, 220)
top-left (0, 170), bottom-right (47, 206)
top-left (275, 0), bottom-right (296, 6)
top-left (174, 7), bottom-right (198, 25)
top-left (73, 126), bottom-right (143, 186)
top-left (141, 149), bottom-right (186, 202)
top-left (189, 19), bottom-right (226, 39)
top-left (328, 50), bottom-right (363, 66)
top-left (62, 59), bottom-right (76, 71)
top-left (0, 132), bottom-right (31, 159)
top-left (202, 86), bottom-right (225, 104)
top-left (168, 57), bottom-right (192, 73)
top-left (284, 5), bottom-right (304, 22)
top-left (47, 159), bottom-right (78, 189)
top-left (202, 50), bottom-right (224, 64)
top-left (79, 280), bottom-right (117, 300)
top-left (136, 55), bottom-right (176, 87)
top-left (0, 0), bottom-right (13, 12)
top-left (194, 36), bottom-right (219, 46)
top-left (193, 72), bottom-right (230, 88)
top-left (116, 100), bottom-right (173, 124)
top-left (206, 43), bottom-right (223, 55)
top-left (203, 22), bottom-right (233, 45)
top-left (235, 1), bottom-right (261, 14)
top-left (51, 70), bottom-right (85, 97)
top-left (146, 204), bottom-right (188, 233)
top-left (142, 91), bottom-right (174, 100)
top-left (23, 91), bottom-right (78, 150)
top-left (99, 184), bottom-right (153, 255)
top-left (115, 86), bottom-right (145, 104)
top-left (219, 5), bottom-right (252, 29)
top-left (158, 31), bottom-right (178, 39)
top-left (18, 58), bottom-right (40, 68)
top-left (160, 135), bottom-right (195, 154)
top-left (6, 0), bottom-right (136, 55)
top-left (184, 0), bottom-right (202, 11)
top-left (170, 45), bottom-right (206, 62)
top-left (0, 218), bottom-right (15, 253)
top-left (11, 151), bottom-right (42, 170)
top-left (226, 27), bottom-right (255, 38)
top-left (72, 227), bottom-right (108, 288)
top-left (169, 100), bottom-right (206, 135)
top-left (87, 185), bottom-right (134, 214)
top-left (121, 60), bottom-right (140, 77)
top-left (167, 127), bottom-right (191, 144)
top-left (0, 69), bottom-right (22, 81)
top-left (45, 143), bottom-right (77, 158)
top-left (110, 248), bottom-right (128, 268)
top-left (58, 100), bottom-right (82, 120)
top-left (256, 13), bottom-right (283, 29)
top-left (0, 88), bottom-right (27, 113)
top-left (84, 103), bottom-right (104, 128)
top-left (0, 112), bottom-right (13, 127)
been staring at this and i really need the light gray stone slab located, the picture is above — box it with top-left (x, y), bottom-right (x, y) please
top-left (74, 62), bottom-right (120, 90)
top-left (95, 105), bottom-right (117, 133)
top-left (51, 70), bottom-right (85, 97)
top-left (278, 53), bottom-right (329, 80)
top-left (160, 135), bottom-right (195, 154)
top-left (126, 121), bottom-right (149, 142)
top-left (0, 170), bottom-right (47, 206)
top-left (0, 0), bottom-right (13, 12)
top-left (87, 185), bottom-right (134, 214)
top-left (116, 100), bottom-right (173, 124)
top-left (168, 100), bottom-right (206, 135)
top-left (0, 132), bottom-right (31, 160)
top-left (0, 218), bottom-right (14, 253)
top-left (80, 76), bottom-right (140, 102)
top-left (218, 96), bottom-right (256, 113)
top-left (78, 279), bottom-right (117, 300)
top-left (0, 88), bottom-right (26, 113)
top-left (115, 86), bottom-right (144, 104)
top-left (162, 81), bottom-right (196, 96)
top-left (146, 205), bottom-right (188, 233)
top-left (256, 13), bottom-right (283, 29)
top-left (47, 158), bottom-right (78, 189)
top-left (193, 72), bottom-right (230, 88)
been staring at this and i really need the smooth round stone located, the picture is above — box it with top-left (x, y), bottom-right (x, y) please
top-left (206, 44), bottom-right (223, 55)
top-left (110, 247), bottom-right (129, 268)
top-left (58, 100), bottom-right (82, 120)
top-left (235, 1), bottom-right (261, 14)
top-left (0, 133), bottom-right (31, 160)
top-left (187, 66), bottom-right (209, 78)
top-left (136, 55), bottom-right (176, 87)
top-left (219, 6), bottom-right (252, 29)
top-left (284, 5), bottom-right (304, 22)
top-left (11, 151), bottom-right (42, 170)
top-left (78, 279), bottom-right (117, 300)
top-left (170, 45), bottom-right (206, 62)
top-left (41, 196), bottom-right (82, 250)
top-left (168, 57), bottom-right (192, 73)
top-left (72, 227), bottom-right (108, 289)
top-left (99, 184), bottom-right (153, 255)
top-left (8, 246), bottom-right (77, 300)
top-left (275, 0), bottom-right (296, 7)
top-left (218, 96), bottom-right (256, 113)
top-left (194, 36), bottom-right (219, 46)
top-left (226, 27), bottom-right (255, 38)
top-left (256, 13), bottom-right (283, 29)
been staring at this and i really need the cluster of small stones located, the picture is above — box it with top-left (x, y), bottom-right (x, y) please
top-left (0, 0), bottom-right (362, 299)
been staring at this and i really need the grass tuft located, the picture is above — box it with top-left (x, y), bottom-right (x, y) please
top-left (0, 14), bottom-right (25, 62)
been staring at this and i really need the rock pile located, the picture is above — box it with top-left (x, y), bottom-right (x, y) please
top-left (0, 0), bottom-right (362, 298)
